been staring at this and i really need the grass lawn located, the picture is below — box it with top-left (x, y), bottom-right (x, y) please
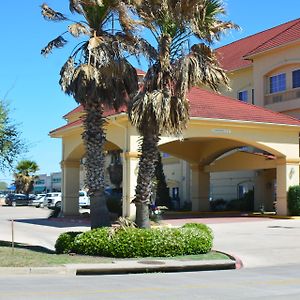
top-left (0, 241), bottom-right (230, 267)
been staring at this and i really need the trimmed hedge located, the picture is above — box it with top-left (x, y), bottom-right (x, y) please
top-left (55, 223), bottom-right (213, 258)
top-left (288, 185), bottom-right (300, 215)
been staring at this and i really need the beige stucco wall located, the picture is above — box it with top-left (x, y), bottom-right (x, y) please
top-left (159, 119), bottom-right (300, 161)
top-left (222, 42), bottom-right (300, 116)
top-left (53, 107), bottom-right (300, 216)
top-left (220, 67), bottom-right (254, 103)
top-left (251, 43), bottom-right (300, 110)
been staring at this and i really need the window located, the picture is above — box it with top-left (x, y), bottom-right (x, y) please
top-left (237, 90), bottom-right (248, 102)
top-left (269, 73), bottom-right (286, 93)
top-left (52, 178), bottom-right (61, 183)
top-left (292, 69), bottom-right (300, 88)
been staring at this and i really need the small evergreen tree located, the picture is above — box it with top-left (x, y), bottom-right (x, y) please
top-left (154, 152), bottom-right (171, 208)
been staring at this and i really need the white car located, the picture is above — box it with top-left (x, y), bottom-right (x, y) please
top-left (29, 194), bottom-right (46, 208)
top-left (46, 192), bottom-right (62, 209)
top-left (79, 190), bottom-right (90, 208)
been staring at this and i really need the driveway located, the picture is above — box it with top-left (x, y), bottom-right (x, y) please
top-left (0, 206), bottom-right (90, 250)
top-left (0, 206), bottom-right (300, 269)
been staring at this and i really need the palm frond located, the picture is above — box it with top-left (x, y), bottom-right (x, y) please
top-left (68, 23), bottom-right (90, 37)
top-left (59, 57), bottom-right (76, 94)
top-left (81, 1), bottom-right (109, 30)
top-left (41, 3), bottom-right (67, 21)
top-left (114, 2), bottom-right (135, 33)
top-left (176, 43), bottom-right (229, 94)
top-left (189, 0), bottom-right (239, 42)
top-left (115, 33), bottom-right (158, 62)
top-left (41, 36), bottom-right (68, 57)
top-left (69, 64), bottom-right (100, 105)
top-left (69, 0), bottom-right (84, 14)
top-left (129, 87), bottom-right (189, 136)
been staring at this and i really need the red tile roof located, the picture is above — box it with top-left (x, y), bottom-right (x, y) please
top-left (187, 87), bottom-right (300, 126)
top-left (246, 20), bottom-right (300, 57)
top-left (63, 105), bottom-right (82, 119)
top-left (216, 18), bottom-right (300, 71)
top-left (51, 87), bottom-right (300, 135)
top-left (52, 106), bottom-right (127, 134)
top-left (136, 68), bottom-right (146, 75)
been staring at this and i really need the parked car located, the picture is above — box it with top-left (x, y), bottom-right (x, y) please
top-left (5, 194), bottom-right (30, 206)
top-left (45, 192), bottom-right (62, 209)
top-left (79, 190), bottom-right (90, 208)
top-left (29, 194), bottom-right (46, 208)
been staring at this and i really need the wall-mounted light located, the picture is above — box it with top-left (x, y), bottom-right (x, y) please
top-left (289, 167), bottom-right (295, 179)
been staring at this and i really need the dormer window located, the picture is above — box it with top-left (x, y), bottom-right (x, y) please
top-left (269, 73), bottom-right (286, 93)
top-left (292, 69), bottom-right (300, 88)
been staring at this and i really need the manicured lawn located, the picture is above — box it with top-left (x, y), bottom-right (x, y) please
top-left (0, 241), bottom-right (230, 267)
top-left (0, 241), bottom-right (113, 267)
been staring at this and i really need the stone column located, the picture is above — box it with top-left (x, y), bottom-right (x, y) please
top-left (122, 152), bottom-right (139, 219)
top-left (276, 158), bottom-right (300, 215)
top-left (190, 164), bottom-right (210, 211)
top-left (61, 160), bottom-right (80, 216)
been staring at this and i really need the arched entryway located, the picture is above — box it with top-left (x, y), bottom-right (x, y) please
top-left (51, 88), bottom-right (300, 218)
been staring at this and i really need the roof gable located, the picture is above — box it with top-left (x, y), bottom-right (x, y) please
top-left (245, 19), bottom-right (300, 57)
top-left (216, 18), bottom-right (300, 71)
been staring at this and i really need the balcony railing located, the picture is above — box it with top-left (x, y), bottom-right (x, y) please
top-left (264, 88), bottom-right (300, 105)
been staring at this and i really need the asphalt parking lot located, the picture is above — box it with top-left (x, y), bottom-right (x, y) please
top-left (0, 206), bottom-right (300, 268)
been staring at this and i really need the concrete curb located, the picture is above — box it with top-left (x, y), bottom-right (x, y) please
top-left (0, 266), bottom-right (75, 276)
top-left (248, 213), bottom-right (300, 220)
top-left (72, 259), bottom-right (236, 275)
top-left (0, 258), bottom-right (237, 276)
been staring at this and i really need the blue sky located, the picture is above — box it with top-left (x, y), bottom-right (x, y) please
top-left (0, 0), bottom-right (299, 184)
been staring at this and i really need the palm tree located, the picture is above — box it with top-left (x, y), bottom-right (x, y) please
top-left (41, 1), bottom-right (153, 228)
top-left (129, 0), bottom-right (238, 228)
top-left (14, 160), bottom-right (39, 195)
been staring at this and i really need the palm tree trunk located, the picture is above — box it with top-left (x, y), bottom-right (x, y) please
top-left (82, 103), bottom-right (110, 228)
top-left (134, 132), bottom-right (159, 228)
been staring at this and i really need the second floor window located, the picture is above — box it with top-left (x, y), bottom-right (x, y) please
top-left (269, 73), bottom-right (286, 93)
top-left (292, 69), bottom-right (300, 88)
top-left (238, 90), bottom-right (248, 102)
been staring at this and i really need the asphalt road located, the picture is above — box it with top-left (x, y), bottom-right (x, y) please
top-left (1, 207), bottom-right (300, 268)
top-left (0, 206), bottom-right (89, 250)
top-left (0, 265), bottom-right (300, 299)
top-left (0, 207), bottom-right (300, 299)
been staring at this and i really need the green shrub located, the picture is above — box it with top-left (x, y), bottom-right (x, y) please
top-left (56, 223), bottom-right (213, 258)
top-left (182, 223), bottom-right (213, 239)
top-left (288, 185), bottom-right (300, 215)
top-left (55, 232), bottom-right (82, 254)
top-left (72, 228), bottom-right (111, 256)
